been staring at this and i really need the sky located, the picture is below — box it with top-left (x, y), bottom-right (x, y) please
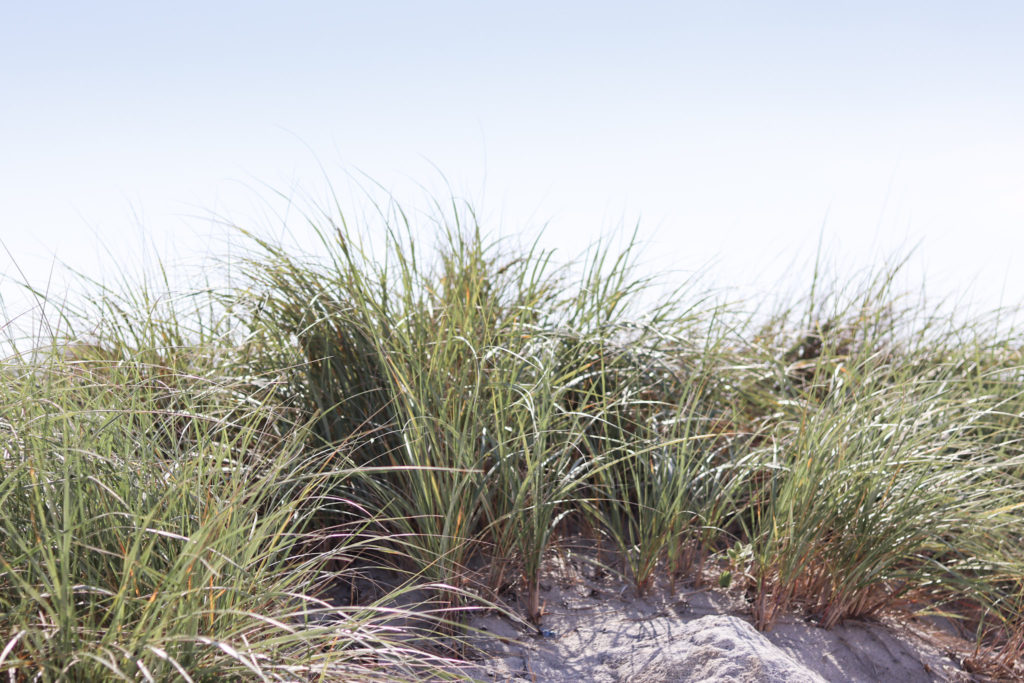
top-left (3, 2), bottom-right (1024, 335)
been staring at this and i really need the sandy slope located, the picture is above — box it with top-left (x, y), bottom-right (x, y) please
top-left (447, 550), bottom-right (986, 682)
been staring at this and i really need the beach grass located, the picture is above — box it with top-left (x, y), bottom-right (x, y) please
top-left (2, 192), bottom-right (1023, 680)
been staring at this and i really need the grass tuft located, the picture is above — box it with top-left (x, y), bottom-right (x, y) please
top-left (2, 189), bottom-right (1023, 678)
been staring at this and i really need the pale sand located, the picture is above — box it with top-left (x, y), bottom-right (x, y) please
top-left (447, 550), bottom-right (989, 682)
top-left (324, 544), bottom-right (1001, 681)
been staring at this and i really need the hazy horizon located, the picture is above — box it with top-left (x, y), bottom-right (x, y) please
top-left (3, 2), bottom-right (1024, 330)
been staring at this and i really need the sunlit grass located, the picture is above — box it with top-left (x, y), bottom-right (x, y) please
top-left (2, 189), bottom-right (1023, 679)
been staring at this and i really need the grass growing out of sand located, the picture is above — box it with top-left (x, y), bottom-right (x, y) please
top-left (2, 193), bottom-right (1024, 679)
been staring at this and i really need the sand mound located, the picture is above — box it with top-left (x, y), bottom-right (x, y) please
top-left (451, 554), bottom-right (980, 682)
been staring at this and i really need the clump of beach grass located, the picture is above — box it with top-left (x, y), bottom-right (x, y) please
top-left (0, 277), bottom-right (472, 681)
top-left (2, 187), bottom-right (1023, 678)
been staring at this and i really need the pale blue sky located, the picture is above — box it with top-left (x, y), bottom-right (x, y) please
top-left (3, 2), bottom-right (1024, 322)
